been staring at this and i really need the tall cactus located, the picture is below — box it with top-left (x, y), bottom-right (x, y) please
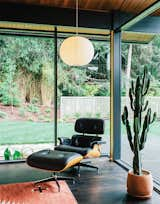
top-left (122, 67), bottom-right (156, 175)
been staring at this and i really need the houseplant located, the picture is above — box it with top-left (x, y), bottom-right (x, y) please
top-left (122, 67), bottom-right (156, 199)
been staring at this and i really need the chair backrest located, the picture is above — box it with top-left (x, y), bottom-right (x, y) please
top-left (75, 118), bottom-right (104, 134)
top-left (71, 118), bottom-right (105, 148)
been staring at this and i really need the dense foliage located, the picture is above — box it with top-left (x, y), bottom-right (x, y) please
top-left (0, 36), bottom-right (54, 106)
top-left (0, 34), bottom-right (160, 107)
top-left (122, 35), bottom-right (160, 96)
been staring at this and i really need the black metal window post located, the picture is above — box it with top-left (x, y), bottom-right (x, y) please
top-left (110, 30), bottom-right (121, 161)
top-left (54, 27), bottom-right (58, 146)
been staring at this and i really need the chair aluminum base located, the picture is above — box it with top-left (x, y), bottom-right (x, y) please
top-left (33, 173), bottom-right (76, 192)
top-left (77, 162), bottom-right (99, 177)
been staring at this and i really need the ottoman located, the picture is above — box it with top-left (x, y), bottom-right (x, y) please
top-left (27, 149), bottom-right (83, 192)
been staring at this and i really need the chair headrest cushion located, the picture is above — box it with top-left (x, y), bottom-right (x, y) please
top-left (75, 118), bottom-right (105, 134)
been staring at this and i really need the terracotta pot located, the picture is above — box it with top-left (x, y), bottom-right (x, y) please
top-left (127, 170), bottom-right (153, 199)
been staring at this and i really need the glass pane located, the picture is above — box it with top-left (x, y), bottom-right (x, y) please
top-left (0, 35), bottom-right (55, 161)
top-left (121, 34), bottom-right (160, 181)
top-left (57, 36), bottom-right (110, 155)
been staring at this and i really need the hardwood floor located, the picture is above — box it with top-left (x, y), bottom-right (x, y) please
top-left (0, 158), bottom-right (159, 204)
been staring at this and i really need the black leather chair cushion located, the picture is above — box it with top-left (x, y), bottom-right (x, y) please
top-left (75, 118), bottom-right (104, 134)
top-left (55, 145), bottom-right (92, 156)
top-left (27, 149), bottom-right (82, 171)
top-left (71, 135), bottom-right (102, 147)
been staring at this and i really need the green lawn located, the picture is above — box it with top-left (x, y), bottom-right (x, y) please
top-left (0, 120), bottom-right (158, 145)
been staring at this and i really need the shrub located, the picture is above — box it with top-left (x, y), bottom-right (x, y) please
top-left (44, 116), bottom-right (52, 122)
top-left (38, 115), bottom-right (45, 121)
top-left (94, 85), bottom-right (109, 96)
top-left (27, 117), bottom-right (34, 122)
top-left (18, 107), bottom-right (26, 117)
top-left (85, 112), bottom-right (92, 118)
top-left (45, 108), bottom-right (51, 113)
top-left (0, 81), bottom-right (21, 107)
top-left (0, 111), bottom-right (7, 119)
top-left (27, 104), bottom-right (40, 113)
top-left (95, 112), bottom-right (101, 118)
top-left (74, 112), bottom-right (81, 119)
top-left (31, 97), bottom-right (39, 105)
top-left (1, 95), bottom-right (20, 106)
top-left (63, 114), bottom-right (70, 122)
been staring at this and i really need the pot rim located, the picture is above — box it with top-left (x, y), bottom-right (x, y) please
top-left (128, 169), bottom-right (152, 177)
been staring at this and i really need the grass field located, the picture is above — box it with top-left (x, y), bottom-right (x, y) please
top-left (0, 120), bottom-right (109, 145)
top-left (0, 120), bottom-right (159, 145)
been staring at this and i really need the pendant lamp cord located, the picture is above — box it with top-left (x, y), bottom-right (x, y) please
top-left (76, 0), bottom-right (78, 35)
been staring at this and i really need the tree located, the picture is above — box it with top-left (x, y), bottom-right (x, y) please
top-left (0, 35), bottom-right (54, 105)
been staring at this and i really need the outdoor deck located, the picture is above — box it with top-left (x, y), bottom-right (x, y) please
top-left (0, 157), bottom-right (159, 204)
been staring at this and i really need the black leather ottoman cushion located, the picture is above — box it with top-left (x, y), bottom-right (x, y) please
top-left (27, 149), bottom-right (82, 171)
top-left (55, 145), bottom-right (92, 156)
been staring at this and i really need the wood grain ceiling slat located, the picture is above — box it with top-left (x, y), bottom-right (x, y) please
top-left (97, 0), bottom-right (108, 10)
top-left (78, 0), bottom-right (84, 8)
top-left (153, 9), bottom-right (160, 16)
top-left (64, 0), bottom-right (75, 8)
top-left (110, 0), bottom-right (125, 10)
top-left (96, 0), bottom-right (112, 11)
top-left (133, 0), bottom-right (157, 13)
top-left (131, 0), bottom-right (147, 13)
top-left (83, 0), bottom-right (91, 10)
top-left (120, 0), bottom-right (141, 12)
top-left (82, 0), bottom-right (124, 11)
top-left (0, 0), bottom-right (159, 15)
top-left (120, 0), bottom-right (157, 14)
top-left (83, 0), bottom-right (100, 10)
top-left (52, 0), bottom-right (68, 7)
top-left (63, 0), bottom-right (71, 7)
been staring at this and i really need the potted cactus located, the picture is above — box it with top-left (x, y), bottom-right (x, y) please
top-left (122, 67), bottom-right (156, 199)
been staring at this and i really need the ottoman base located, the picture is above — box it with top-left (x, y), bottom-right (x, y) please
top-left (33, 174), bottom-right (76, 192)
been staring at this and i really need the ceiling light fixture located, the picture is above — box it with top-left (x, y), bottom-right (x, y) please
top-left (59, 0), bottom-right (94, 66)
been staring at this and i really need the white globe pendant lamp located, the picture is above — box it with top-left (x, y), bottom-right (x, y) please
top-left (60, 36), bottom-right (94, 66)
top-left (59, 0), bottom-right (94, 66)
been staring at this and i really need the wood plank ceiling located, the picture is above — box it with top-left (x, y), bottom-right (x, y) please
top-left (0, 0), bottom-right (159, 15)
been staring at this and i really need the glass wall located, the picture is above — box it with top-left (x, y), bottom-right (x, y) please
top-left (0, 31), bottom-right (111, 161)
top-left (0, 35), bottom-right (55, 161)
top-left (57, 37), bottom-right (110, 155)
top-left (121, 34), bottom-right (160, 181)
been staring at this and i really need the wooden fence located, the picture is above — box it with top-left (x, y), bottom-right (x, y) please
top-left (60, 96), bottom-right (160, 120)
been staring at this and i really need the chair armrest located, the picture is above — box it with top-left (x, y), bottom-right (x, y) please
top-left (90, 141), bottom-right (106, 148)
top-left (58, 137), bottom-right (71, 145)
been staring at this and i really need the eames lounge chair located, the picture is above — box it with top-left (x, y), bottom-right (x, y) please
top-left (55, 118), bottom-right (105, 175)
